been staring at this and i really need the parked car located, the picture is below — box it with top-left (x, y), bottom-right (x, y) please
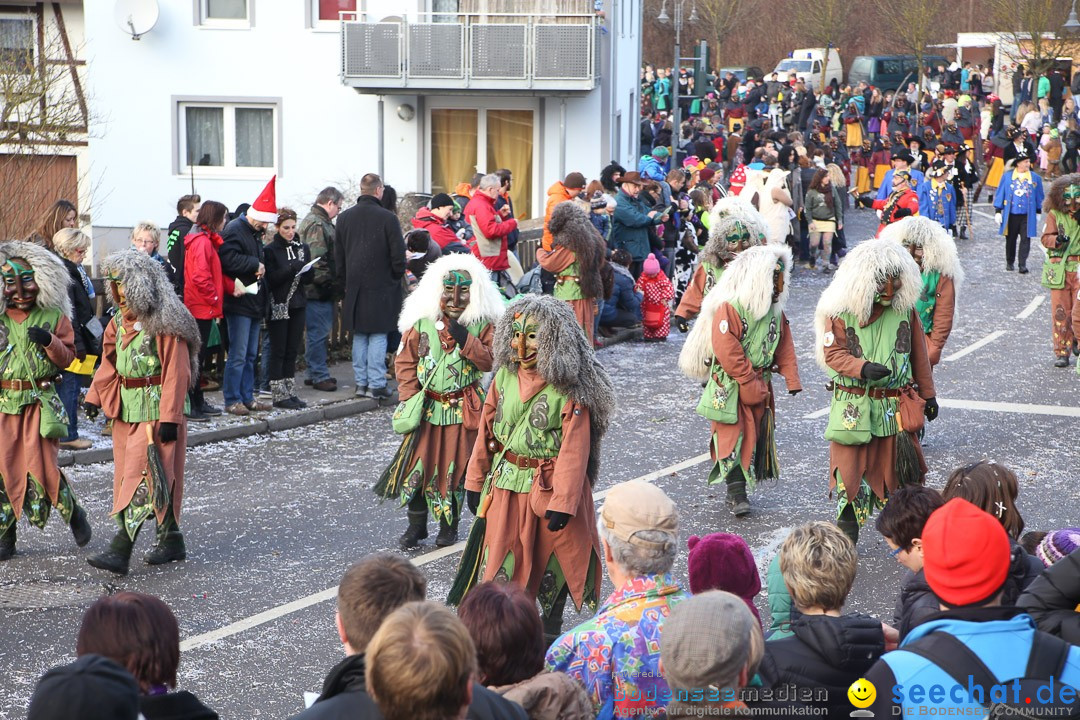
top-left (847, 54), bottom-right (949, 92)
top-left (718, 66), bottom-right (765, 84)
top-left (773, 48), bottom-right (842, 90)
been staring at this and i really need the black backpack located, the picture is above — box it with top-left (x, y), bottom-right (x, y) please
top-left (904, 631), bottom-right (1080, 718)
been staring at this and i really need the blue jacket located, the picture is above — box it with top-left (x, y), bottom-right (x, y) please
top-left (917, 180), bottom-right (958, 228)
top-left (994, 170), bottom-right (1045, 237)
top-left (876, 168), bottom-right (926, 201)
top-left (864, 608), bottom-right (1080, 717)
top-left (638, 154), bottom-right (669, 182)
top-left (611, 190), bottom-right (661, 261)
top-left (600, 266), bottom-right (641, 324)
top-left (589, 212), bottom-right (611, 245)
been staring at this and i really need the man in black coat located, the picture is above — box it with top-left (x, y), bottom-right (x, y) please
top-left (1050, 68), bottom-right (1066, 122)
top-left (289, 553), bottom-right (527, 720)
top-left (219, 187), bottom-right (273, 416)
top-left (334, 173), bottom-right (405, 402)
top-left (165, 194), bottom-right (200, 299)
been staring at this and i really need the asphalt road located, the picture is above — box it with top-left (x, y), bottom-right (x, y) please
top-left (2, 202), bottom-right (1078, 719)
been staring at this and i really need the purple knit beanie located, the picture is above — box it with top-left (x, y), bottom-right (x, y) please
top-left (1036, 528), bottom-right (1080, 568)
top-left (687, 532), bottom-right (762, 626)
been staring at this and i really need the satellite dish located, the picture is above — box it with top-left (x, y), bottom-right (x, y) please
top-left (114, 0), bottom-right (159, 40)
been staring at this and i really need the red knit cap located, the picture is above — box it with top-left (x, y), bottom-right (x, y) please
top-left (922, 498), bottom-right (1011, 607)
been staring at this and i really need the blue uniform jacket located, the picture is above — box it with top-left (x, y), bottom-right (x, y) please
top-left (917, 180), bottom-right (958, 228)
top-left (876, 168), bottom-right (926, 200)
top-left (993, 170), bottom-right (1045, 237)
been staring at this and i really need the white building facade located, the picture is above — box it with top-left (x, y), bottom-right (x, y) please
top-left (80, 0), bottom-right (643, 262)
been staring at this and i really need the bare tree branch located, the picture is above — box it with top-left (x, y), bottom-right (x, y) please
top-left (987, 0), bottom-right (1072, 76)
top-left (884, 0), bottom-right (944, 89)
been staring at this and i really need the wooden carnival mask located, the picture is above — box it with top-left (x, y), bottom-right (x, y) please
top-left (511, 313), bottom-right (539, 370)
top-left (440, 270), bottom-right (472, 321)
top-left (1, 258), bottom-right (38, 311)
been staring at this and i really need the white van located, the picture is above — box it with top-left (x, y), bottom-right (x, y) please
top-left (772, 48), bottom-right (842, 91)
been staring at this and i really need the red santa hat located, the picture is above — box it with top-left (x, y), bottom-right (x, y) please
top-left (247, 176), bottom-right (277, 223)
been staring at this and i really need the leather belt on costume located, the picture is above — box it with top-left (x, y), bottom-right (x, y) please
top-left (835, 384), bottom-right (903, 399)
top-left (120, 374), bottom-right (162, 389)
top-left (486, 438), bottom-right (544, 469)
top-left (0, 376), bottom-right (58, 391)
top-left (425, 386), bottom-right (470, 405)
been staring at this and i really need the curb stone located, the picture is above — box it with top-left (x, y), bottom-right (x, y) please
top-left (58, 397), bottom-right (387, 467)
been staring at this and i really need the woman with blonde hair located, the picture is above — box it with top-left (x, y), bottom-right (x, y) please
top-left (52, 227), bottom-right (100, 451)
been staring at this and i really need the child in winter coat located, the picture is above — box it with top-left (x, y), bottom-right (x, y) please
top-left (1045, 128), bottom-right (1063, 178)
top-left (588, 191), bottom-right (611, 243)
top-left (635, 253), bottom-right (674, 341)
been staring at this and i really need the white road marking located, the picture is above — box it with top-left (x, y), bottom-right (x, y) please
top-left (179, 452), bottom-right (713, 652)
top-left (803, 397), bottom-right (1080, 422)
top-left (942, 330), bottom-right (1007, 362)
top-left (802, 406), bottom-right (831, 420)
top-left (1017, 294), bottom-right (1045, 320)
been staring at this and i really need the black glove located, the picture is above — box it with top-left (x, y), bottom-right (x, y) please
top-left (83, 402), bottom-right (100, 421)
top-left (894, 207), bottom-right (913, 219)
top-left (158, 422), bottom-right (179, 443)
top-left (861, 362), bottom-right (891, 381)
top-left (26, 326), bottom-right (52, 346)
top-left (924, 396), bottom-right (939, 422)
top-left (789, 389), bottom-right (801, 396)
top-left (675, 316), bottom-right (689, 333)
top-left (466, 490), bottom-right (481, 515)
top-left (545, 510), bottom-right (571, 532)
top-left (447, 318), bottom-right (470, 348)
top-left (1057, 234), bottom-right (1069, 249)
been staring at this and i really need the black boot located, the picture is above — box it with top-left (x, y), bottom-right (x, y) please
top-left (837, 505), bottom-right (859, 546)
top-left (88, 527), bottom-right (136, 576)
top-left (1055, 355), bottom-right (1070, 368)
top-left (0, 524), bottom-right (15, 561)
top-left (436, 513), bottom-right (459, 547)
top-left (959, 226), bottom-right (967, 239)
top-left (542, 586), bottom-right (570, 648)
top-left (726, 477), bottom-right (751, 517)
top-left (145, 511), bottom-right (187, 566)
top-left (399, 509), bottom-right (428, 550)
top-left (70, 503), bottom-right (92, 547)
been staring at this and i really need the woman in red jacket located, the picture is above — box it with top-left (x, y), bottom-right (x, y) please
top-left (184, 200), bottom-right (240, 419)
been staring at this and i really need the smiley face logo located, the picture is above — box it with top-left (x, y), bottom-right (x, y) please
top-left (848, 677), bottom-right (876, 709)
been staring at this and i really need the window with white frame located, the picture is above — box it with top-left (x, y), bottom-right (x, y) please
top-left (197, 0), bottom-right (250, 27)
top-left (309, 0), bottom-right (358, 29)
top-left (0, 13), bottom-right (35, 73)
top-left (178, 101), bottom-right (279, 176)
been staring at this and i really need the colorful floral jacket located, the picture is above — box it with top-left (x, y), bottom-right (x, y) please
top-left (545, 573), bottom-right (689, 720)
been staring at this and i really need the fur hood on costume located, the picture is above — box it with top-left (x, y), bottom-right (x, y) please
top-left (397, 252), bottom-right (504, 334)
top-left (700, 196), bottom-right (770, 268)
top-left (878, 216), bottom-right (964, 283)
top-left (813, 237), bottom-right (921, 372)
top-left (679, 244), bottom-right (792, 381)
top-left (100, 249), bottom-right (201, 384)
top-left (0, 241), bottom-right (72, 318)
top-left (548, 201), bottom-right (606, 300)
top-left (492, 295), bottom-right (615, 486)
top-left (1043, 173), bottom-right (1080, 214)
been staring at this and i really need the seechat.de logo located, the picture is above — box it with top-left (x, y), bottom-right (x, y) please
top-left (848, 677), bottom-right (876, 717)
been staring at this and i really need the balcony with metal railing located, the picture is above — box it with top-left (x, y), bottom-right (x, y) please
top-left (340, 11), bottom-right (600, 93)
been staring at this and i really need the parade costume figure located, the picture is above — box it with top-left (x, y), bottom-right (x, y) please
top-left (814, 238), bottom-right (938, 545)
top-left (673, 196), bottom-right (768, 331)
top-left (917, 161), bottom-right (958, 234)
top-left (449, 295), bottom-right (615, 640)
top-left (536, 202), bottom-right (607, 345)
top-left (1040, 175), bottom-right (1080, 366)
top-left (679, 244), bottom-right (802, 517)
top-left (880, 216), bottom-right (964, 367)
top-left (85, 250), bottom-right (200, 575)
top-left (0, 241), bottom-right (91, 560)
top-left (743, 164), bottom-right (793, 245)
top-left (375, 253), bottom-right (501, 549)
top-left (873, 170), bottom-right (920, 236)
top-left (993, 153), bottom-right (1044, 273)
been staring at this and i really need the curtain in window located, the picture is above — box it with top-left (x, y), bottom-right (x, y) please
top-left (235, 108), bottom-right (274, 168)
top-left (459, 0), bottom-right (588, 21)
top-left (432, 0), bottom-right (458, 21)
top-left (207, 0), bottom-right (247, 20)
top-left (319, 0), bottom-right (356, 21)
top-left (486, 109), bottom-right (533, 218)
top-left (185, 107), bottom-right (224, 167)
top-left (431, 109), bottom-right (478, 197)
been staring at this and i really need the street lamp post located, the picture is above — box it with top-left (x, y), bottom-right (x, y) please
top-left (658, 0), bottom-right (697, 163)
top-left (1065, 0), bottom-right (1080, 33)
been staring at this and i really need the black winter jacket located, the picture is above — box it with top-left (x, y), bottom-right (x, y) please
top-left (264, 234), bottom-right (310, 311)
top-left (140, 690), bottom-right (218, 720)
top-left (166, 215), bottom-right (194, 298)
top-left (758, 612), bottom-right (886, 717)
top-left (892, 568), bottom-right (939, 640)
top-left (60, 256), bottom-right (100, 359)
top-left (1019, 548), bottom-right (1080, 644)
top-left (219, 215), bottom-right (267, 319)
top-left (333, 196), bottom-right (406, 334)
top-left (1004, 539), bottom-right (1045, 605)
top-left (289, 653), bottom-right (529, 720)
